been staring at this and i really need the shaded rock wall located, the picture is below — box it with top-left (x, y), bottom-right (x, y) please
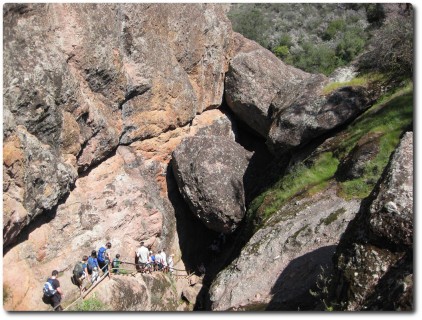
top-left (209, 184), bottom-right (361, 310)
top-left (329, 131), bottom-right (413, 310)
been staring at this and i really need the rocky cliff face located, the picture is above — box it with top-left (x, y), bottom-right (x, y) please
top-left (328, 132), bottom-right (413, 311)
top-left (3, 3), bottom-right (234, 311)
top-left (3, 3), bottom-right (412, 312)
top-left (209, 185), bottom-right (361, 310)
top-left (3, 3), bottom-right (233, 248)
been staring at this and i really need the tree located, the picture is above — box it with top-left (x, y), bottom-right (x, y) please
top-left (228, 6), bottom-right (269, 48)
top-left (336, 29), bottom-right (366, 63)
top-left (358, 10), bottom-right (413, 81)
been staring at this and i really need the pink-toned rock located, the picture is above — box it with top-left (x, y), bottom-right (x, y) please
top-left (2, 145), bottom-right (173, 311)
top-left (3, 3), bottom-right (233, 247)
top-left (131, 109), bottom-right (237, 194)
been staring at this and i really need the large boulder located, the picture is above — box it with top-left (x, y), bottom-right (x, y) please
top-left (225, 33), bottom-right (310, 138)
top-left (130, 109), bottom-right (238, 195)
top-left (224, 33), bottom-right (372, 156)
top-left (209, 184), bottom-right (361, 310)
top-left (267, 86), bottom-right (372, 154)
top-left (329, 131), bottom-right (413, 310)
top-left (172, 136), bottom-right (251, 234)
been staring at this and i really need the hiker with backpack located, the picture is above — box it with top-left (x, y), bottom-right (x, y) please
top-left (97, 242), bottom-right (112, 276)
top-left (111, 254), bottom-right (121, 274)
top-left (73, 255), bottom-right (89, 295)
top-left (87, 250), bottom-right (100, 283)
top-left (42, 270), bottom-right (64, 311)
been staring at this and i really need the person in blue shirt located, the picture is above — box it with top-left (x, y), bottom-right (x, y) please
top-left (97, 242), bottom-right (112, 275)
top-left (87, 250), bottom-right (100, 283)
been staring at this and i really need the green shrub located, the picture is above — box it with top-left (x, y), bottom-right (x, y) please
top-left (358, 11), bottom-right (413, 81)
top-left (277, 34), bottom-right (293, 48)
top-left (73, 294), bottom-right (107, 311)
top-left (335, 29), bottom-right (367, 62)
top-left (365, 3), bottom-right (386, 26)
top-left (273, 45), bottom-right (289, 58)
top-left (228, 6), bottom-right (269, 48)
top-left (323, 19), bottom-right (346, 40)
top-left (292, 42), bottom-right (340, 75)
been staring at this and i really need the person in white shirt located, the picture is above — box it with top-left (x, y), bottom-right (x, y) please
top-left (168, 254), bottom-right (174, 273)
top-left (160, 249), bottom-right (168, 272)
top-left (136, 241), bottom-right (149, 272)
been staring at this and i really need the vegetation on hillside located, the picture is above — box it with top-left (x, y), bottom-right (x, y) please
top-left (246, 84), bottom-right (413, 231)
top-left (228, 3), bottom-right (413, 79)
top-left (70, 294), bottom-right (108, 311)
top-left (229, 3), bottom-right (413, 233)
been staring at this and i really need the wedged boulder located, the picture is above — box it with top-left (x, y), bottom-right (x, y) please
top-left (329, 131), bottom-right (413, 310)
top-left (224, 33), bottom-right (311, 138)
top-left (224, 33), bottom-right (372, 157)
top-left (172, 136), bottom-right (251, 234)
top-left (131, 109), bottom-right (238, 194)
top-left (209, 184), bottom-right (361, 310)
top-left (267, 85), bottom-right (372, 154)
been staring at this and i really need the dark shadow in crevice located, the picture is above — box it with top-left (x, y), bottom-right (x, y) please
top-left (220, 104), bottom-right (290, 206)
top-left (363, 251), bottom-right (413, 310)
top-left (266, 245), bottom-right (337, 311)
top-left (166, 160), bottom-right (221, 274)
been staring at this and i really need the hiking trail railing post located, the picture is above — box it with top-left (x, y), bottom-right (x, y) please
top-left (61, 260), bottom-right (192, 311)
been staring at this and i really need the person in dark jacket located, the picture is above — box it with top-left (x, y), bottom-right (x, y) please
top-left (42, 270), bottom-right (64, 311)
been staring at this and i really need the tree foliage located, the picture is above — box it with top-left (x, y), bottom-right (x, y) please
top-left (228, 3), bottom-right (369, 76)
top-left (358, 10), bottom-right (413, 81)
top-left (227, 6), bottom-right (269, 48)
top-left (228, 4), bottom-right (413, 79)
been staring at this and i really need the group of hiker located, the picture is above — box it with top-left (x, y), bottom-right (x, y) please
top-left (135, 241), bottom-right (175, 274)
top-left (42, 241), bottom-right (175, 311)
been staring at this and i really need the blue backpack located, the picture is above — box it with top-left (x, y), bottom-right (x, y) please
top-left (97, 247), bottom-right (106, 263)
top-left (43, 279), bottom-right (56, 297)
top-left (87, 256), bottom-right (96, 271)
